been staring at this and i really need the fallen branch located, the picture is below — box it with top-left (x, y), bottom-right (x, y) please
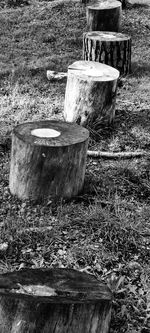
top-left (87, 150), bottom-right (149, 159)
top-left (17, 226), bottom-right (53, 235)
top-left (47, 70), bottom-right (67, 81)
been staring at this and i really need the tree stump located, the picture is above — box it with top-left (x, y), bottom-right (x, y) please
top-left (118, 0), bottom-right (126, 9)
top-left (0, 268), bottom-right (112, 333)
top-left (83, 31), bottom-right (131, 76)
top-left (63, 60), bottom-right (119, 127)
top-left (86, 1), bottom-right (122, 32)
top-left (9, 120), bottom-right (89, 201)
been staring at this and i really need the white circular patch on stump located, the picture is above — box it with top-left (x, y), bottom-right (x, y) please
top-left (100, 33), bottom-right (116, 39)
top-left (31, 128), bottom-right (61, 138)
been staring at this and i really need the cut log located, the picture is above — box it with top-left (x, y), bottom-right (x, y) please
top-left (0, 268), bottom-right (112, 333)
top-left (86, 1), bottom-right (122, 32)
top-left (83, 31), bottom-right (131, 76)
top-left (63, 60), bottom-right (119, 127)
top-left (117, 0), bottom-right (126, 8)
top-left (9, 120), bottom-right (89, 201)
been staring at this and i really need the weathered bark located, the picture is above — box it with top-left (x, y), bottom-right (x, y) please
top-left (83, 31), bottom-right (131, 76)
top-left (9, 120), bottom-right (89, 201)
top-left (86, 1), bottom-right (122, 32)
top-left (0, 268), bottom-right (112, 333)
top-left (63, 60), bottom-right (119, 127)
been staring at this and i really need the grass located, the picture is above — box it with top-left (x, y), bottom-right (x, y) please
top-left (0, 0), bottom-right (150, 332)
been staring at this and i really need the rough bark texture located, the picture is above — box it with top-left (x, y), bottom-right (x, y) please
top-left (83, 31), bottom-right (131, 76)
top-left (63, 60), bottom-right (119, 127)
top-left (86, 1), bottom-right (122, 32)
top-left (9, 121), bottom-right (89, 201)
top-left (0, 268), bottom-right (112, 333)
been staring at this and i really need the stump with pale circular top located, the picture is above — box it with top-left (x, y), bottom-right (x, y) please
top-left (9, 120), bottom-right (89, 202)
top-left (86, 1), bottom-right (122, 32)
top-left (63, 60), bottom-right (119, 127)
top-left (83, 31), bottom-right (131, 76)
top-left (0, 268), bottom-right (112, 333)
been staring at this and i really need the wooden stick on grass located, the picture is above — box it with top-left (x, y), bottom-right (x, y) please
top-left (87, 150), bottom-right (149, 159)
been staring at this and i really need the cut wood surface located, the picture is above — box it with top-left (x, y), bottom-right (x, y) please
top-left (86, 1), bottom-right (122, 32)
top-left (63, 60), bottom-right (119, 127)
top-left (0, 268), bottom-right (112, 333)
top-left (9, 120), bottom-right (89, 202)
top-left (83, 31), bottom-right (131, 75)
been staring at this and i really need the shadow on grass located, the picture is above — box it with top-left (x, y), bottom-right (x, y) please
top-left (115, 108), bottom-right (150, 130)
top-left (130, 61), bottom-right (150, 77)
top-left (88, 106), bottom-right (150, 152)
top-left (129, 3), bottom-right (150, 9)
top-left (87, 112), bottom-right (150, 153)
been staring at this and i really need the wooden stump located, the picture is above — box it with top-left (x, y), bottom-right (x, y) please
top-left (86, 1), bottom-right (122, 32)
top-left (83, 31), bottom-right (131, 76)
top-left (63, 60), bottom-right (119, 127)
top-left (9, 120), bottom-right (89, 201)
top-left (0, 268), bottom-right (112, 333)
top-left (118, 0), bottom-right (126, 8)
